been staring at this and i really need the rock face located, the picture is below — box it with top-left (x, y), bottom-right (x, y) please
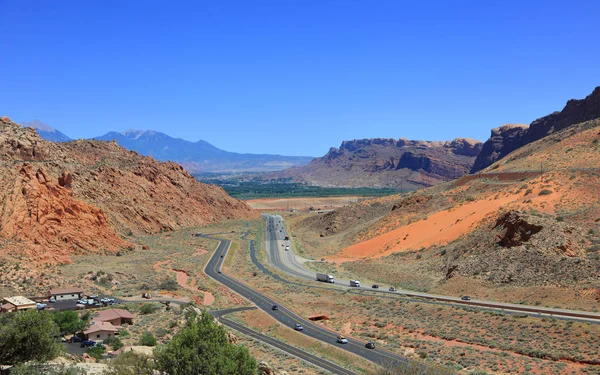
top-left (0, 116), bottom-right (259, 264)
top-left (272, 137), bottom-right (483, 189)
top-left (472, 86), bottom-right (600, 172)
top-left (494, 210), bottom-right (544, 248)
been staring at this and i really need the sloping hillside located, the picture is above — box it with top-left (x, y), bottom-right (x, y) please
top-left (472, 86), bottom-right (600, 172)
top-left (291, 118), bottom-right (600, 307)
top-left (272, 137), bottom-right (482, 189)
top-left (0, 116), bottom-right (259, 265)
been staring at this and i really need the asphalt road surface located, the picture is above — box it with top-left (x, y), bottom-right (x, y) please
top-left (210, 307), bottom-right (359, 375)
top-left (203, 235), bottom-right (410, 371)
top-left (265, 215), bottom-right (600, 323)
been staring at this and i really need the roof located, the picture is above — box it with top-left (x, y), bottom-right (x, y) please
top-left (3, 296), bottom-right (36, 306)
top-left (95, 308), bottom-right (134, 322)
top-left (1, 303), bottom-right (14, 310)
top-left (49, 287), bottom-right (84, 295)
top-left (83, 321), bottom-right (119, 335)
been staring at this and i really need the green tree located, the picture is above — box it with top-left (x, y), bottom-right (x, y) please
top-left (138, 332), bottom-right (157, 346)
top-left (103, 336), bottom-right (124, 350)
top-left (86, 345), bottom-right (106, 360)
top-left (139, 303), bottom-right (159, 315)
top-left (102, 351), bottom-right (155, 375)
top-left (154, 311), bottom-right (256, 375)
top-left (0, 309), bottom-right (62, 365)
top-left (52, 310), bottom-right (87, 334)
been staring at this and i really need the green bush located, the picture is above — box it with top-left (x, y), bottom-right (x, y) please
top-left (103, 336), bottom-right (124, 350)
top-left (140, 303), bottom-right (160, 315)
top-left (154, 311), bottom-right (256, 375)
top-left (159, 278), bottom-right (179, 291)
top-left (139, 332), bottom-right (157, 346)
top-left (103, 351), bottom-right (155, 375)
top-left (538, 189), bottom-right (553, 196)
top-left (0, 310), bottom-right (62, 365)
top-left (10, 363), bottom-right (86, 375)
top-left (86, 345), bottom-right (106, 360)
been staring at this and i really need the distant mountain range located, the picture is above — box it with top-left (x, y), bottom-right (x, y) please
top-left (21, 120), bottom-right (71, 142)
top-left (17, 121), bottom-right (313, 173)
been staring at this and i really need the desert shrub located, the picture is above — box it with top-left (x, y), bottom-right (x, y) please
top-left (538, 189), bottom-right (553, 196)
top-left (140, 303), bottom-right (160, 315)
top-left (139, 332), bottom-right (157, 346)
top-left (556, 216), bottom-right (564, 222)
top-left (10, 364), bottom-right (85, 375)
top-left (103, 351), bottom-right (155, 375)
top-left (86, 345), bottom-right (106, 360)
top-left (370, 360), bottom-right (454, 375)
top-left (104, 336), bottom-right (124, 350)
top-left (159, 278), bottom-right (179, 291)
top-left (524, 189), bottom-right (533, 196)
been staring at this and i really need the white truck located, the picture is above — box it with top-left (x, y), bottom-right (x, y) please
top-left (316, 273), bottom-right (335, 283)
top-left (350, 280), bottom-right (361, 287)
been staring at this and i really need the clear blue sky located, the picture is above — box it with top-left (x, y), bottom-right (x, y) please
top-left (1, 0), bottom-right (598, 157)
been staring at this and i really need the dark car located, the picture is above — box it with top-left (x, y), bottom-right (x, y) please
top-left (69, 336), bottom-right (83, 343)
top-left (365, 342), bottom-right (375, 349)
top-left (80, 340), bottom-right (96, 348)
top-left (217, 270), bottom-right (222, 274)
top-left (372, 284), bottom-right (379, 289)
top-left (220, 255), bottom-right (224, 258)
top-left (272, 305), bottom-right (279, 311)
top-left (294, 323), bottom-right (304, 331)
top-left (461, 296), bottom-right (471, 301)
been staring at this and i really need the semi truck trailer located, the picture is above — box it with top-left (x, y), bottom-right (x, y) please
top-left (316, 273), bottom-right (335, 283)
top-left (350, 280), bottom-right (361, 287)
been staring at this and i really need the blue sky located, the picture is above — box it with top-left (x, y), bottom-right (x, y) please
top-left (1, 1), bottom-right (598, 157)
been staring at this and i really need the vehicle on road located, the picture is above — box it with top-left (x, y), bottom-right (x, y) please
top-left (36, 303), bottom-right (47, 310)
top-left (220, 255), bottom-right (224, 258)
top-left (272, 305), bottom-right (279, 311)
top-left (350, 280), bottom-right (361, 287)
top-left (69, 336), bottom-right (83, 343)
top-left (80, 340), bottom-right (96, 348)
top-left (365, 342), bottom-right (375, 349)
top-left (316, 273), bottom-right (335, 283)
top-left (217, 270), bottom-right (222, 274)
top-left (336, 335), bottom-right (348, 344)
top-left (285, 246), bottom-right (290, 251)
top-left (49, 297), bottom-right (56, 303)
top-left (372, 284), bottom-right (379, 289)
top-left (294, 323), bottom-right (304, 331)
top-left (461, 296), bottom-right (471, 301)
top-left (284, 235), bottom-right (289, 240)
top-left (100, 298), bottom-right (115, 304)
top-left (142, 293), bottom-right (151, 299)
top-left (389, 286), bottom-right (396, 292)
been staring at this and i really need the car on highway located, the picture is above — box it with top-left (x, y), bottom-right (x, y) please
top-left (217, 270), bottom-right (222, 274)
top-left (372, 284), bottom-right (379, 289)
top-left (389, 286), bottom-right (396, 292)
top-left (336, 335), bottom-right (348, 344)
top-left (294, 323), bottom-right (304, 331)
top-left (461, 296), bottom-right (471, 301)
top-left (365, 341), bottom-right (375, 349)
top-left (272, 305), bottom-right (279, 311)
top-left (285, 246), bottom-right (290, 251)
top-left (80, 340), bottom-right (96, 348)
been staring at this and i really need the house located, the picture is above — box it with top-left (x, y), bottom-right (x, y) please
top-left (1, 296), bottom-right (37, 312)
top-left (95, 308), bottom-right (134, 326)
top-left (83, 321), bottom-right (119, 341)
top-left (48, 287), bottom-right (84, 301)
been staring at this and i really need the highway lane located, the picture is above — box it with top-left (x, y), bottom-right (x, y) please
top-left (265, 214), bottom-right (600, 323)
top-left (203, 234), bottom-right (410, 372)
top-left (209, 307), bottom-right (359, 375)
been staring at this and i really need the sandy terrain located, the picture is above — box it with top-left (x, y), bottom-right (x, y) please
top-left (246, 196), bottom-right (370, 211)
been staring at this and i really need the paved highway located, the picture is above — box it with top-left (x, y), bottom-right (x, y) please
top-left (203, 234), bottom-right (411, 373)
top-left (210, 307), bottom-right (359, 375)
top-left (265, 214), bottom-right (600, 323)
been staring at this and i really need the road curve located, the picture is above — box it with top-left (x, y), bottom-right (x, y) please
top-left (266, 215), bottom-right (600, 324)
top-left (203, 234), bottom-right (410, 373)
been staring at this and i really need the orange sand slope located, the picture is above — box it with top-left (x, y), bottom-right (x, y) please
top-left (341, 190), bottom-right (557, 259)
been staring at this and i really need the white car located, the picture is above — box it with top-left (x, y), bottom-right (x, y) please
top-left (336, 336), bottom-right (348, 344)
top-left (285, 246), bottom-right (290, 251)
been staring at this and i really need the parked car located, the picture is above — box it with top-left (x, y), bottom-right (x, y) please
top-left (461, 296), bottom-right (471, 301)
top-left (294, 323), bottom-right (304, 331)
top-left (69, 336), bottom-right (83, 343)
top-left (88, 295), bottom-right (98, 299)
top-left (142, 293), bottom-right (151, 299)
top-left (49, 297), bottom-right (56, 303)
top-left (365, 342), bottom-right (375, 349)
top-left (336, 335), bottom-right (348, 344)
top-left (389, 287), bottom-right (397, 292)
top-left (80, 340), bottom-right (96, 348)
top-left (36, 303), bottom-right (47, 310)
top-left (372, 284), bottom-right (379, 289)
top-left (272, 305), bottom-right (279, 311)
top-left (100, 298), bottom-right (115, 304)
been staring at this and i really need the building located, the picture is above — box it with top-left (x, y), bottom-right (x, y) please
top-left (1, 296), bottom-right (37, 312)
top-left (83, 321), bottom-right (119, 341)
top-left (49, 287), bottom-right (84, 301)
top-left (95, 308), bottom-right (134, 326)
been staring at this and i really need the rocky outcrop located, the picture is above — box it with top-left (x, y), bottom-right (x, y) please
top-left (258, 362), bottom-right (289, 375)
top-left (0, 117), bottom-right (259, 264)
top-left (472, 86), bottom-right (600, 172)
top-left (494, 210), bottom-right (543, 247)
top-left (271, 137), bottom-right (483, 189)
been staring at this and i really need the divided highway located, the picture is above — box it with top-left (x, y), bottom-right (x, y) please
top-left (266, 215), bottom-right (600, 324)
top-left (203, 234), bottom-right (410, 373)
